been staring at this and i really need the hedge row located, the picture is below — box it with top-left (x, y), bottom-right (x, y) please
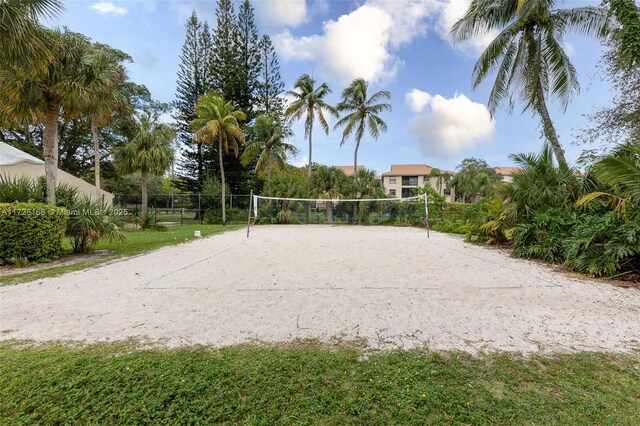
top-left (0, 203), bottom-right (67, 264)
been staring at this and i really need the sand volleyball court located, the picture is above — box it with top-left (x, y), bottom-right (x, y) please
top-left (1, 225), bottom-right (639, 353)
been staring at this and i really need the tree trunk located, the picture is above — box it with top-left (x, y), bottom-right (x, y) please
top-left (43, 104), bottom-right (60, 205)
top-left (306, 110), bottom-right (314, 223)
top-left (536, 84), bottom-right (568, 169)
top-left (353, 139), bottom-right (360, 219)
top-left (266, 155), bottom-right (271, 189)
top-left (327, 201), bottom-right (334, 224)
top-left (197, 140), bottom-right (203, 188)
top-left (141, 170), bottom-right (149, 229)
top-left (219, 133), bottom-right (226, 225)
top-left (91, 115), bottom-right (101, 190)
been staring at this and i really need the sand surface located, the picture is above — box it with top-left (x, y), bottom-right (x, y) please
top-left (1, 225), bottom-right (639, 353)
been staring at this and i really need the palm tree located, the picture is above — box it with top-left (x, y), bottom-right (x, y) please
top-left (309, 166), bottom-right (348, 224)
top-left (114, 114), bottom-right (175, 229)
top-left (241, 114), bottom-right (297, 187)
top-left (267, 173), bottom-right (304, 224)
top-left (0, 28), bottom-right (95, 205)
top-left (86, 44), bottom-right (131, 190)
top-left (192, 94), bottom-right (246, 225)
top-left (353, 168), bottom-right (386, 199)
top-left (334, 78), bottom-right (391, 180)
top-left (285, 74), bottom-right (337, 180)
top-left (450, 0), bottom-right (609, 169)
top-left (0, 0), bottom-right (62, 68)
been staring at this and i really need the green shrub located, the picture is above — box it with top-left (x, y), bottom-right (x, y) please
top-left (565, 211), bottom-right (640, 277)
top-left (0, 175), bottom-right (78, 207)
top-left (66, 197), bottom-right (125, 253)
top-left (0, 203), bottom-right (67, 264)
top-left (512, 210), bottom-right (577, 263)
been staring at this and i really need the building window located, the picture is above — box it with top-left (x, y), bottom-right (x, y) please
top-left (401, 188), bottom-right (413, 198)
top-left (444, 188), bottom-right (451, 195)
top-left (423, 176), bottom-right (430, 183)
top-left (389, 189), bottom-right (396, 196)
top-left (402, 176), bottom-right (418, 186)
top-left (389, 177), bottom-right (396, 184)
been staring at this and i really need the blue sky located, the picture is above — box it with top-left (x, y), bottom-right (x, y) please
top-left (56, 0), bottom-right (609, 174)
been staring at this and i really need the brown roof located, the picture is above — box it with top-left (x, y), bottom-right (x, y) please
top-left (332, 165), bottom-right (364, 176)
top-left (494, 166), bottom-right (520, 176)
top-left (381, 164), bottom-right (433, 177)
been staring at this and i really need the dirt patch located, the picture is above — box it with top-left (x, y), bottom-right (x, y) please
top-left (0, 250), bottom-right (114, 276)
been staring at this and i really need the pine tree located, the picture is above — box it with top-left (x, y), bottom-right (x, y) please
top-left (173, 11), bottom-right (214, 191)
top-left (232, 0), bottom-right (261, 121)
top-left (256, 35), bottom-right (285, 119)
top-left (211, 0), bottom-right (237, 103)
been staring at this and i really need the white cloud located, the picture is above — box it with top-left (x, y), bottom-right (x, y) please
top-left (437, 0), bottom-right (498, 53)
top-left (408, 91), bottom-right (496, 157)
top-left (90, 2), bottom-right (128, 16)
top-left (273, 0), bottom-right (439, 83)
top-left (255, 0), bottom-right (308, 27)
top-left (405, 89), bottom-right (432, 113)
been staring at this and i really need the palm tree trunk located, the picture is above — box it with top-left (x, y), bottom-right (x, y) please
top-left (91, 115), bottom-right (101, 190)
top-left (353, 139), bottom-right (360, 219)
top-left (267, 155), bottom-right (272, 189)
top-left (43, 103), bottom-right (60, 205)
top-left (306, 111), bottom-right (314, 223)
top-left (536, 84), bottom-right (568, 169)
top-left (219, 133), bottom-right (226, 225)
top-left (141, 170), bottom-right (149, 229)
top-left (327, 201), bottom-right (334, 224)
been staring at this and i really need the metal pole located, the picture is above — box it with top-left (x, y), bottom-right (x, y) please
top-left (424, 192), bottom-right (429, 239)
top-left (246, 190), bottom-right (253, 238)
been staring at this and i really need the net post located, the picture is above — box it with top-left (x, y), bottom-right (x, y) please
top-left (246, 190), bottom-right (253, 238)
top-left (424, 192), bottom-right (429, 238)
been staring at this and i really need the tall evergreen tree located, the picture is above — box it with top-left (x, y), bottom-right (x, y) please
top-left (173, 11), bottom-right (214, 191)
top-left (232, 0), bottom-right (261, 121)
top-left (256, 35), bottom-right (285, 119)
top-left (211, 0), bottom-right (237, 103)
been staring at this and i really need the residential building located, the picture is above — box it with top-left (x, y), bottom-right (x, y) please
top-left (494, 166), bottom-right (520, 183)
top-left (332, 165), bottom-right (364, 176)
top-left (381, 164), bottom-right (455, 202)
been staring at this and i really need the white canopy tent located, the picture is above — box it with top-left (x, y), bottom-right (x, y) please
top-left (0, 142), bottom-right (113, 203)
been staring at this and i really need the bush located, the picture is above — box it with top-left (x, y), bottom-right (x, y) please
top-left (0, 203), bottom-right (67, 264)
top-left (512, 210), bottom-right (577, 263)
top-left (66, 197), bottom-right (125, 253)
top-left (0, 175), bottom-right (78, 207)
top-left (565, 211), bottom-right (640, 277)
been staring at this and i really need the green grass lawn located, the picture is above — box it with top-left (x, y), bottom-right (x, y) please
top-left (0, 342), bottom-right (638, 424)
top-left (0, 224), bottom-right (243, 286)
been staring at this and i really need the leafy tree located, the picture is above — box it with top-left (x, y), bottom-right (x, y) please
top-left (605, 0), bottom-right (640, 70)
top-left (173, 11), bottom-right (215, 192)
top-left (113, 114), bottom-right (175, 229)
top-left (451, 158), bottom-right (500, 202)
top-left (232, 0), bottom-right (261, 120)
top-left (309, 166), bottom-right (348, 224)
top-left (285, 74), bottom-right (337, 180)
top-left (241, 114), bottom-right (296, 187)
top-left (429, 167), bottom-right (453, 195)
top-left (0, 29), bottom-right (99, 205)
top-left (192, 94), bottom-right (246, 225)
top-left (334, 78), bottom-right (391, 182)
top-left (256, 35), bottom-right (285, 118)
top-left (581, 42), bottom-right (640, 150)
top-left (0, 0), bottom-right (62, 68)
top-left (451, 0), bottom-right (609, 168)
